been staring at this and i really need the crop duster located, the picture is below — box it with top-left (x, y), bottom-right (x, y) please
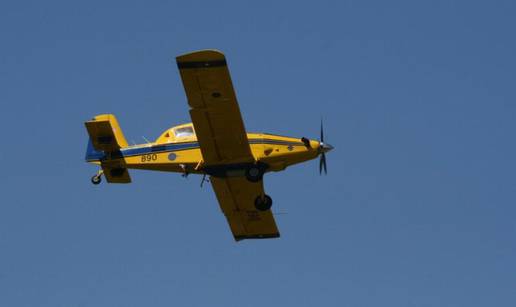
top-left (85, 50), bottom-right (334, 241)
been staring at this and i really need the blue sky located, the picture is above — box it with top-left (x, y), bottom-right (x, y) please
top-left (1, 1), bottom-right (515, 306)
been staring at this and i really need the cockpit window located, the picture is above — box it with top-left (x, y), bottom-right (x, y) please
top-left (174, 126), bottom-right (194, 137)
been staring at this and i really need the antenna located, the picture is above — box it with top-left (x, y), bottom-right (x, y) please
top-left (142, 136), bottom-right (151, 144)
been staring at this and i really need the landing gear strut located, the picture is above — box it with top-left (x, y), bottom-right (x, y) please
top-left (254, 194), bottom-right (273, 211)
top-left (180, 164), bottom-right (190, 178)
top-left (91, 170), bottom-right (103, 185)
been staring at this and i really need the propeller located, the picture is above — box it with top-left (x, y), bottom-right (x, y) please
top-left (318, 119), bottom-right (333, 175)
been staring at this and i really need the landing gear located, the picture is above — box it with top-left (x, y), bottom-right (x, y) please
top-left (180, 164), bottom-right (190, 178)
top-left (245, 165), bottom-right (264, 182)
top-left (254, 194), bottom-right (273, 211)
top-left (91, 170), bottom-right (103, 185)
top-left (91, 174), bottom-right (101, 185)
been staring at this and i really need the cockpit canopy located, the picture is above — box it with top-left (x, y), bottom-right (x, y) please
top-left (174, 126), bottom-right (194, 137)
top-left (155, 123), bottom-right (196, 144)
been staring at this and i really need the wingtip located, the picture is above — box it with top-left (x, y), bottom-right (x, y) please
top-left (176, 49), bottom-right (225, 62)
top-left (234, 233), bottom-right (281, 242)
top-left (176, 50), bottom-right (228, 69)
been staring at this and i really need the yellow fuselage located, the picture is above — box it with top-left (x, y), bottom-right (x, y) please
top-left (87, 123), bottom-right (321, 175)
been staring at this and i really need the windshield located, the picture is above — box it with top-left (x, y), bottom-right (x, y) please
top-left (174, 126), bottom-right (194, 137)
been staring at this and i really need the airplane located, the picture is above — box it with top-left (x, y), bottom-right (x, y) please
top-left (84, 49), bottom-right (334, 241)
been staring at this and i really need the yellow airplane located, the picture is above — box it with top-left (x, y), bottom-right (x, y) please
top-left (85, 50), bottom-right (333, 241)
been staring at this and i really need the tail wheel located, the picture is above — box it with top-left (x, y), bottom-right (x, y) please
top-left (254, 194), bottom-right (272, 211)
top-left (245, 165), bottom-right (264, 182)
top-left (91, 175), bottom-right (102, 185)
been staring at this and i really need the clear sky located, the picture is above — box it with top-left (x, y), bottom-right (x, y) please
top-left (1, 0), bottom-right (515, 306)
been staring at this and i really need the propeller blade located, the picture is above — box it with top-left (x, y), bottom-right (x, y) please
top-left (318, 118), bottom-right (330, 175)
top-left (323, 154), bottom-right (328, 175)
top-left (322, 153), bottom-right (327, 174)
top-left (319, 154), bottom-right (324, 175)
top-left (319, 153), bottom-right (327, 175)
top-left (320, 118), bottom-right (324, 143)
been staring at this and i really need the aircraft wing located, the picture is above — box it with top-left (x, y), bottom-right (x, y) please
top-left (176, 50), bottom-right (254, 165)
top-left (210, 176), bottom-right (280, 241)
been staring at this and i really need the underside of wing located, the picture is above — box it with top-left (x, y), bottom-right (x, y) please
top-left (176, 50), bottom-right (254, 165)
top-left (210, 177), bottom-right (280, 241)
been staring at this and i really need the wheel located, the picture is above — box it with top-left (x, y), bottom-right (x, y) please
top-left (245, 165), bottom-right (264, 182)
top-left (91, 175), bottom-right (101, 185)
top-left (254, 194), bottom-right (272, 211)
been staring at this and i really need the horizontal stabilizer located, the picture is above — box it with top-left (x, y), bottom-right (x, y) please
top-left (101, 160), bottom-right (131, 183)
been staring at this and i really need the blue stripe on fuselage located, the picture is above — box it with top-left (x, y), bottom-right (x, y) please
top-left (85, 138), bottom-right (305, 162)
top-left (121, 141), bottom-right (199, 157)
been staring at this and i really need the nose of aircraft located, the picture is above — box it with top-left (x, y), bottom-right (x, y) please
top-left (319, 142), bottom-right (334, 153)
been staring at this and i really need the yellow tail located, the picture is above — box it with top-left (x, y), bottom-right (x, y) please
top-left (84, 114), bottom-right (131, 183)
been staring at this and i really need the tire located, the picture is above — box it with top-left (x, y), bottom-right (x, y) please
top-left (91, 175), bottom-right (101, 185)
top-left (245, 165), bottom-right (263, 182)
top-left (254, 194), bottom-right (272, 211)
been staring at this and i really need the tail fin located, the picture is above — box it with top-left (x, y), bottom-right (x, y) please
top-left (85, 114), bottom-right (128, 151)
top-left (84, 114), bottom-right (131, 183)
top-left (85, 138), bottom-right (104, 162)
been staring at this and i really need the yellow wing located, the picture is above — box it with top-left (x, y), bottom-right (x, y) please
top-left (176, 50), bottom-right (253, 165)
top-left (210, 177), bottom-right (280, 241)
